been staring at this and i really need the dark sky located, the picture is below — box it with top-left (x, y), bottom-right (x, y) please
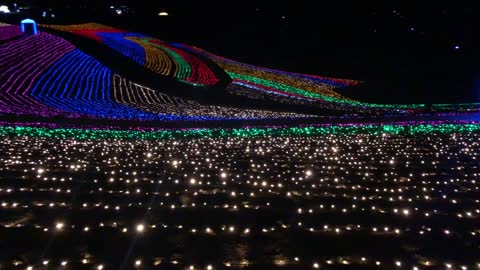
top-left (3, 0), bottom-right (478, 103)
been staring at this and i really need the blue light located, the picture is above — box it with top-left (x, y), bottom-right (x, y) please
top-left (20, 18), bottom-right (38, 35)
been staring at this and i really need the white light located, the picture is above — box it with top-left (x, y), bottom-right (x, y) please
top-left (158, 11), bottom-right (169, 16)
top-left (0, 5), bottom-right (10, 13)
top-left (136, 224), bottom-right (145, 232)
top-left (61, 261), bottom-right (68, 266)
top-left (97, 265), bottom-right (104, 270)
top-left (313, 262), bottom-right (320, 268)
top-left (56, 222), bottom-right (64, 230)
top-left (206, 265), bottom-right (213, 270)
top-left (135, 260), bottom-right (142, 266)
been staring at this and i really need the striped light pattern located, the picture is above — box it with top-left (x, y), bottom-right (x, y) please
top-left (0, 31), bottom-right (79, 117)
top-left (172, 44), bottom-right (430, 111)
top-left (0, 24), bottom-right (23, 41)
top-left (112, 74), bottom-right (309, 119)
top-left (0, 25), bottom-right (309, 121)
top-left (42, 23), bottom-right (221, 86)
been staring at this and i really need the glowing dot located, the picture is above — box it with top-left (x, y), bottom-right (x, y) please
top-left (136, 224), bottom-right (145, 232)
top-left (55, 222), bottom-right (64, 230)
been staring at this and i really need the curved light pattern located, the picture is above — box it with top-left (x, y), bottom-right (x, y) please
top-left (0, 31), bottom-right (79, 117)
top-left (0, 121), bottom-right (478, 140)
top-left (29, 49), bottom-right (191, 121)
top-left (173, 43), bottom-right (427, 110)
top-left (42, 23), bottom-right (221, 86)
top-left (97, 32), bottom-right (147, 66)
top-left (112, 74), bottom-right (309, 119)
top-left (0, 24), bottom-right (23, 41)
top-left (147, 39), bottom-right (219, 86)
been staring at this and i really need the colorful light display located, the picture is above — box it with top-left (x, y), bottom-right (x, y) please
top-left (0, 25), bottom-right (310, 121)
top-left (2, 20), bottom-right (480, 270)
top-left (42, 23), bottom-right (221, 87)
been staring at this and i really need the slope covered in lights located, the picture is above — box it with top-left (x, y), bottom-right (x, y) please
top-left (43, 23), bottom-right (223, 87)
top-left (42, 23), bottom-right (440, 113)
top-left (0, 23), bottom-right (313, 121)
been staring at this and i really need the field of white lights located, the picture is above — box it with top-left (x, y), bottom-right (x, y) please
top-left (0, 124), bottom-right (479, 270)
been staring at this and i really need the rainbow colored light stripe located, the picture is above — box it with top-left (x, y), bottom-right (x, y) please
top-left (42, 23), bottom-right (221, 87)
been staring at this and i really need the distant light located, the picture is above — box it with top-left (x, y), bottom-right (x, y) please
top-left (116, 9), bottom-right (122, 15)
top-left (158, 11), bottom-right (169, 16)
top-left (454, 45), bottom-right (460, 50)
top-left (0, 5), bottom-right (10, 13)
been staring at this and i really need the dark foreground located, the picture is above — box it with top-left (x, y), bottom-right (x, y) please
top-left (0, 131), bottom-right (479, 269)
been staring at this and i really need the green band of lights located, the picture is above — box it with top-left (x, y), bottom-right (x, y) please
top-left (0, 123), bottom-right (479, 140)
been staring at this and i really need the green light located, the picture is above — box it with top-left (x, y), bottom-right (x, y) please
top-left (0, 123), bottom-right (479, 140)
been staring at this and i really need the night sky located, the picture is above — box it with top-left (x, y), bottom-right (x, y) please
top-left (2, 0), bottom-right (478, 103)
